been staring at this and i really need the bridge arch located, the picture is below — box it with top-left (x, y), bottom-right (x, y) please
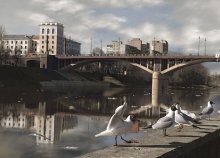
top-left (161, 58), bottom-right (217, 74)
top-left (59, 59), bottom-right (154, 74)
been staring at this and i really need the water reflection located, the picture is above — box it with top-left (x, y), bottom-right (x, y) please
top-left (0, 87), bottom-right (219, 158)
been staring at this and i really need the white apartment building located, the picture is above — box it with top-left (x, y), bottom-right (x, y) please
top-left (106, 41), bottom-right (125, 55)
top-left (39, 22), bottom-right (64, 55)
top-left (3, 35), bottom-right (32, 55)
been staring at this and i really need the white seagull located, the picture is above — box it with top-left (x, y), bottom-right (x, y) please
top-left (95, 101), bottom-right (136, 146)
top-left (148, 105), bottom-right (177, 136)
top-left (199, 101), bottom-right (215, 120)
top-left (175, 103), bottom-right (199, 129)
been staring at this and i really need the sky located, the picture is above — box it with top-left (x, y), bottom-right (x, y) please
top-left (0, 0), bottom-right (220, 73)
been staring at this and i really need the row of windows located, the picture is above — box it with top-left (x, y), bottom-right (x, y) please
top-left (42, 28), bottom-right (55, 34)
top-left (2, 122), bottom-right (25, 127)
top-left (42, 35), bottom-right (55, 39)
top-left (5, 40), bottom-right (28, 44)
top-left (6, 45), bottom-right (27, 49)
top-left (42, 41), bottom-right (55, 44)
top-left (7, 118), bottom-right (25, 121)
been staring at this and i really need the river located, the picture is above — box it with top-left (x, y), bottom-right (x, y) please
top-left (0, 87), bottom-right (220, 158)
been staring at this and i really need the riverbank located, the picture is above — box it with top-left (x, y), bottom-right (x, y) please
top-left (79, 114), bottom-right (220, 158)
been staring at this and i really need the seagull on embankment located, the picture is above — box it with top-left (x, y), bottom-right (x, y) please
top-left (143, 105), bottom-right (177, 136)
top-left (95, 101), bottom-right (137, 146)
top-left (175, 103), bottom-right (200, 129)
top-left (199, 101), bottom-right (215, 120)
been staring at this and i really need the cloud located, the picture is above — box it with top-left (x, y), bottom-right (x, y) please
top-left (17, 11), bottom-right (54, 26)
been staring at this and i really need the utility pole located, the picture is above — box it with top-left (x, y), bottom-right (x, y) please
top-left (90, 37), bottom-right (93, 54)
top-left (205, 38), bottom-right (206, 56)
top-left (100, 40), bottom-right (102, 55)
top-left (198, 36), bottom-right (200, 56)
top-left (118, 37), bottom-right (120, 54)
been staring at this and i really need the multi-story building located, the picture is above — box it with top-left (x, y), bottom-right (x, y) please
top-left (31, 35), bottom-right (40, 53)
top-left (2, 35), bottom-right (32, 55)
top-left (64, 37), bottom-right (81, 55)
top-left (127, 38), bottom-right (150, 54)
top-left (151, 40), bottom-right (168, 55)
top-left (39, 22), bottom-right (64, 55)
top-left (106, 40), bottom-right (123, 55)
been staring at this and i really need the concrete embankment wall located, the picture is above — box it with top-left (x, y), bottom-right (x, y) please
top-left (160, 129), bottom-right (220, 158)
top-left (80, 114), bottom-right (220, 158)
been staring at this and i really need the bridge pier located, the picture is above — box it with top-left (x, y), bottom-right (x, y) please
top-left (151, 72), bottom-right (169, 117)
top-left (151, 72), bottom-right (161, 117)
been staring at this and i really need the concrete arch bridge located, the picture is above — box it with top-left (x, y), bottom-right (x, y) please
top-left (55, 54), bottom-right (219, 108)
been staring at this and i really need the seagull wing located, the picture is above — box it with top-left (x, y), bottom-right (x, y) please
top-left (106, 113), bottom-right (124, 130)
top-left (201, 106), bottom-right (213, 115)
top-left (115, 102), bottom-right (127, 117)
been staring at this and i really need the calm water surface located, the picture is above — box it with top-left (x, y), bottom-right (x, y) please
top-left (0, 87), bottom-right (220, 158)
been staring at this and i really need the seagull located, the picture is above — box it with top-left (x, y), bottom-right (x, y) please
top-left (95, 101), bottom-right (137, 146)
top-left (175, 103), bottom-right (200, 129)
top-left (180, 107), bottom-right (197, 120)
top-left (143, 105), bottom-right (177, 136)
top-left (199, 101), bottom-right (215, 120)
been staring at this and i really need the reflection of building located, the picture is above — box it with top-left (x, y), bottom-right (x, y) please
top-left (34, 114), bottom-right (78, 144)
top-left (0, 102), bottom-right (78, 145)
top-left (1, 112), bottom-right (27, 128)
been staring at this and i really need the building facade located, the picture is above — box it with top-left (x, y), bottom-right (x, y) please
top-left (64, 37), bottom-right (81, 55)
top-left (151, 40), bottom-right (168, 55)
top-left (39, 22), bottom-right (64, 55)
top-left (2, 35), bottom-right (32, 55)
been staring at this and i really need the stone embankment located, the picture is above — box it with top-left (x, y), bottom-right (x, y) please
top-left (79, 114), bottom-right (220, 158)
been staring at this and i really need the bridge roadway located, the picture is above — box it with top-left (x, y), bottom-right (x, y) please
top-left (78, 114), bottom-right (220, 158)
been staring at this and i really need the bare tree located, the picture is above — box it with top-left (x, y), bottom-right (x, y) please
top-left (0, 25), bottom-right (8, 65)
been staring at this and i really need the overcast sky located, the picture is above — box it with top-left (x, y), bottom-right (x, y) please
top-left (0, 0), bottom-right (220, 73)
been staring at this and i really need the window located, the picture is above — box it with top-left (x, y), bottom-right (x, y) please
top-left (52, 41), bottom-right (54, 44)
top-left (42, 41), bottom-right (44, 44)
top-left (42, 46), bottom-right (44, 49)
top-left (16, 41), bottom-right (17, 44)
top-left (47, 29), bottom-right (49, 34)
top-left (52, 46), bottom-right (54, 49)
top-left (25, 46), bottom-right (27, 49)
top-left (52, 36), bottom-right (54, 39)
top-left (11, 41), bottom-right (13, 44)
top-left (52, 28), bottom-right (55, 34)
top-left (42, 28), bottom-right (44, 34)
top-left (42, 36), bottom-right (44, 39)
top-left (21, 41), bottom-right (23, 44)
top-left (25, 41), bottom-right (27, 44)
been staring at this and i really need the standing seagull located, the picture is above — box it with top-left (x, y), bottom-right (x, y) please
top-left (199, 101), bottom-right (215, 120)
top-left (144, 105), bottom-right (177, 136)
top-left (95, 101), bottom-right (136, 146)
top-left (175, 103), bottom-right (199, 129)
